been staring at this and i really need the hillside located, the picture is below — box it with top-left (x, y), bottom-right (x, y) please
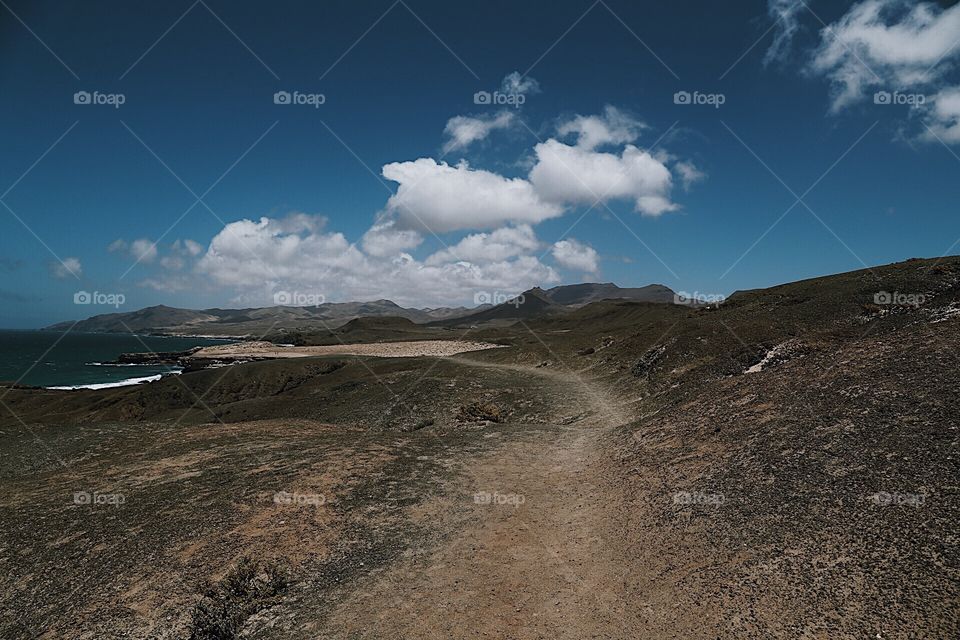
top-left (3, 257), bottom-right (958, 638)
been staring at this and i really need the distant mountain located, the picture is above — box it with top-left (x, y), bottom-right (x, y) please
top-left (430, 288), bottom-right (559, 327)
top-left (430, 283), bottom-right (678, 327)
top-left (43, 300), bottom-right (478, 336)
top-left (43, 283), bottom-right (677, 335)
top-left (430, 282), bottom-right (674, 327)
top-left (543, 283), bottom-right (675, 306)
top-left (44, 305), bottom-right (222, 334)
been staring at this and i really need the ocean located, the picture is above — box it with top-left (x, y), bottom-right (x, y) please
top-left (0, 330), bottom-right (234, 389)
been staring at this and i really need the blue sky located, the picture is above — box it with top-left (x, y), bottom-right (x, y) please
top-left (1, 0), bottom-right (959, 328)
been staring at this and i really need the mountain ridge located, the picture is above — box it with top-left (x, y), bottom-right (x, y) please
top-left (43, 282), bottom-right (677, 335)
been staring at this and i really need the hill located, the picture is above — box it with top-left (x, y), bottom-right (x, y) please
top-left (9, 258), bottom-right (958, 638)
top-left (543, 282), bottom-right (675, 305)
top-left (44, 282), bottom-right (679, 336)
top-left (432, 283), bottom-right (678, 327)
top-left (43, 300), bottom-right (475, 336)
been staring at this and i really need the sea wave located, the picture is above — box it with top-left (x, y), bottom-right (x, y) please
top-left (47, 370), bottom-right (180, 391)
top-left (85, 362), bottom-right (149, 367)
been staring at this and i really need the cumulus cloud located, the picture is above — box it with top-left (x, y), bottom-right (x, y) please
top-left (361, 220), bottom-right (423, 257)
top-left (382, 158), bottom-right (564, 233)
top-left (764, 0), bottom-right (805, 66)
top-left (159, 239), bottom-right (206, 270)
top-left (128, 107), bottom-right (703, 306)
top-left (552, 239), bottom-right (599, 273)
top-left (181, 239), bottom-right (204, 256)
top-left (529, 139), bottom-right (677, 216)
top-left (109, 238), bottom-right (158, 264)
top-left (193, 214), bottom-right (557, 307)
top-left (50, 257), bottom-right (82, 279)
top-left (425, 224), bottom-right (540, 265)
top-left (380, 106), bottom-right (693, 233)
top-left (557, 105), bottom-right (646, 150)
top-left (809, 0), bottom-right (960, 111)
top-left (921, 86), bottom-right (960, 143)
top-left (159, 255), bottom-right (185, 271)
top-left (442, 111), bottom-right (516, 153)
top-left (196, 215), bottom-right (365, 291)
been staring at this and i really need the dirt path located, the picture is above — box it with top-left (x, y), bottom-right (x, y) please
top-left (320, 359), bottom-right (641, 639)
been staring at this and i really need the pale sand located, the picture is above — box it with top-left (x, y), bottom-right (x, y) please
top-left (192, 340), bottom-right (503, 359)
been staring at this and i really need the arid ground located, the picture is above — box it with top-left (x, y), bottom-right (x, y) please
top-left (1, 257), bottom-right (958, 639)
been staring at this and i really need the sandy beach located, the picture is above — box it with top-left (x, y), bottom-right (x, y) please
top-left (191, 340), bottom-right (504, 359)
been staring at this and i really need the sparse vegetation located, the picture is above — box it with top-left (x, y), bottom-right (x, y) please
top-left (2, 257), bottom-right (959, 638)
top-left (457, 401), bottom-right (504, 423)
top-left (188, 558), bottom-right (289, 640)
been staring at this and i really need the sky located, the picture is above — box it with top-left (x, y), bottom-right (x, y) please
top-left (1, 0), bottom-right (959, 328)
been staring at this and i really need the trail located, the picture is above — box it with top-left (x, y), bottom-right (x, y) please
top-left (322, 357), bottom-right (642, 639)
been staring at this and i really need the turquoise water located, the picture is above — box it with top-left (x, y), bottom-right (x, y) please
top-left (0, 330), bottom-right (234, 388)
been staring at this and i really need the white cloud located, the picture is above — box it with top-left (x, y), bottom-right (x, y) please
top-left (552, 239), bottom-right (598, 273)
top-left (182, 239), bottom-right (204, 256)
top-left (557, 105), bottom-right (646, 150)
top-left (809, 0), bottom-right (960, 111)
top-left (131, 239), bottom-right (158, 264)
top-left (159, 239), bottom-right (206, 270)
top-left (50, 257), bottom-right (82, 279)
top-left (765, 0), bottom-right (805, 66)
top-left (196, 215), bottom-right (367, 291)
top-left (442, 111), bottom-right (515, 153)
top-left (160, 255), bottom-right (185, 271)
top-left (109, 237), bottom-right (158, 264)
top-left (501, 71), bottom-right (541, 97)
top-left (528, 139), bottom-right (677, 216)
top-left (128, 107), bottom-right (703, 306)
top-left (675, 160), bottom-right (707, 190)
top-left (361, 220), bottom-right (423, 257)
top-left (425, 224), bottom-right (540, 265)
top-left (376, 253), bottom-right (558, 306)
top-left (922, 86), bottom-right (960, 143)
top-left (382, 158), bottom-right (564, 233)
top-left (193, 214), bottom-right (557, 307)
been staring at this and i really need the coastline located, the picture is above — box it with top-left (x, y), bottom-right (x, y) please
top-left (0, 330), bottom-right (238, 389)
top-left (37, 339), bottom-right (506, 390)
top-left (46, 372), bottom-right (177, 391)
top-left (33, 328), bottom-right (246, 341)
